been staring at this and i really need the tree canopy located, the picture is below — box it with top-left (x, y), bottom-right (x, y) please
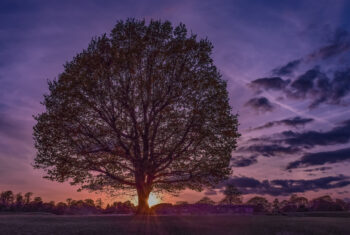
top-left (33, 18), bottom-right (239, 213)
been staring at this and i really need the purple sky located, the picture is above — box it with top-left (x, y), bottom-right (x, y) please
top-left (1, 0), bottom-right (350, 204)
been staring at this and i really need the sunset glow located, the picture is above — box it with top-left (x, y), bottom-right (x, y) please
top-left (1, 0), bottom-right (350, 206)
top-left (132, 193), bottom-right (161, 207)
top-left (148, 193), bottom-right (161, 207)
top-left (2, 2), bottom-right (350, 234)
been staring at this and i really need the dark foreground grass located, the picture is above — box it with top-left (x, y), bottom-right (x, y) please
top-left (0, 213), bottom-right (350, 235)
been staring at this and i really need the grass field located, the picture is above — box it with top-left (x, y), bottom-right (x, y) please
top-left (1, 213), bottom-right (350, 235)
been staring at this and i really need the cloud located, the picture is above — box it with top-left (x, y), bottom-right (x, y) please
top-left (289, 67), bottom-right (326, 97)
top-left (251, 66), bottom-right (350, 109)
top-left (303, 167), bottom-right (332, 172)
top-left (331, 69), bottom-right (350, 104)
top-left (286, 67), bottom-right (350, 108)
top-left (308, 28), bottom-right (350, 60)
top-left (238, 144), bottom-right (300, 157)
top-left (244, 97), bottom-right (275, 112)
top-left (221, 175), bottom-right (350, 196)
top-left (249, 77), bottom-right (289, 91)
top-left (287, 148), bottom-right (350, 169)
top-left (252, 116), bottom-right (313, 130)
top-left (247, 29), bottom-right (350, 109)
top-left (272, 59), bottom-right (301, 76)
top-left (281, 119), bottom-right (350, 148)
top-left (231, 155), bottom-right (258, 167)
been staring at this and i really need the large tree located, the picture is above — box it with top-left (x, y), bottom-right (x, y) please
top-left (33, 19), bottom-right (239, 214)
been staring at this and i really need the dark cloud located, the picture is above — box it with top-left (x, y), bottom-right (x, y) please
top-left (286, 67), bottom-right (350, 108)
top-left (253, 116), bottom-right (313, 130)
top-left (249, 77), bottom-right (289, 91)
top-left (308, 28), bottom-right (350, 60)
top-left (281, 119), bottom-right (350, 148)
top-left (231, 155), bottom-right (258, 167)
top-left (287, 148), bottom-right (350, 170)
top-left (220, 175), bottom-right (350, 196)
top-left (248, 29), bottom-right (350, 108)
top-left (331, 69), bottom-right (350, 104)
top-left (272, 59), bottom-right (301, 76)
top-left (280, 117), bottom-right (314, 126)
top-left (285, 66), bottom-right (345, 108)
top-left (244, 97), bottom-right (274, 112)
top-left (238, 144), bottom-right (300, 157)
top-left (250, 66), bottom-right (350, 109)
top-left (289, 67), bottom-right (325, 97)
top-left (303, 167), bottom-right (332, 172)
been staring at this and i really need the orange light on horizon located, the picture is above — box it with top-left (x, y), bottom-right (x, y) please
top-left (133, 192), bottom-right (161, 207)
top-left (148, 193), bottom-right (160, 207)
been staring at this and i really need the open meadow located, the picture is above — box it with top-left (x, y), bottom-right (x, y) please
top-left (1, 213), bottom-right (350, 235)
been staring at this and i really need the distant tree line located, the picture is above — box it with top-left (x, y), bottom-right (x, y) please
top-left (0, 190), bottom-right (135, 215)
top-left (1, 188), bottom-right (349, 215)
top-left (191, 185), bottom-right (350, 213)
top-left (153, 194), bottom-right (350, 215)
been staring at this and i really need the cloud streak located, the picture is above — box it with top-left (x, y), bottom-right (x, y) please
top-left (287, 148), bottom-right (350, 169)
top-left (272, 59), bottom-right (301, 76)
top-left (308, 28), bottom-right (350, 60)
top-left (249, 77), bottom-right (289, 91)
top-left (231, 155), bottom-right (258, 167)
top-left (238, 144), bottom-right (301, 157)
top-left (252, 116), bottom-right (313, 131)
top-left (222, 175), bottom-right (350, 196)
top-left (281, 119), bottom-right (350, 148)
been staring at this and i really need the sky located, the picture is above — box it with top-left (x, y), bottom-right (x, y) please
top-left (1, 0), bottom-right (350, 204)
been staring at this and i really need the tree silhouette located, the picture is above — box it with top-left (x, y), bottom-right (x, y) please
top-left (24, 192), bottom-right (33, 205)
top-left (219, 183), bottom-right (242, 205)
top-left (95, 198), bottom-right (103, 209)
top-left (272, 198), bottom-right (280, 213)
top-left (289, 194), bottom-right (308, 211)
top-left (0, 191), bottom-right (14, 209)
top-left (66, 198), bottom-right (73, 207)
top-left (196, 196), bottom-right (216, 205)
top-left (246, 196), bottom-right (270, 212)
top-left (1, 189), bottom-right (350, 214)
top-left (33, 19), bottom-right (239, 214)
top-left (84, 199), bottom-right (95, 208)
top-left (175, 201), bottom-right (189, 205)
top-left (15, 193), bottom-right (24, 210)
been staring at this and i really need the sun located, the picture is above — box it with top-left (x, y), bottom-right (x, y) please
top-left (132, 192), bottom-right (161, 207)
top-left (148, 193), bottom-right (160, 207)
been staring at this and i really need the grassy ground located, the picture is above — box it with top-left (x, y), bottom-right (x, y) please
top-left (0, 213), bottom-right (350, 235)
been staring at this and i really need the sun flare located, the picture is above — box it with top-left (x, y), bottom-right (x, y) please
top-left (147, 193), bottom-right (160, 207)
top-left (132, 192), bottom-right (161, 207)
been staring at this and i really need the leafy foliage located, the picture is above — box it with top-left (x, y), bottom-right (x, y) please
top-left (33, 19), bottom-right (239, 212)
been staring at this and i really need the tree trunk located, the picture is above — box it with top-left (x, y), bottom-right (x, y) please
top-left (136, 184), bottom-right (151, 215)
